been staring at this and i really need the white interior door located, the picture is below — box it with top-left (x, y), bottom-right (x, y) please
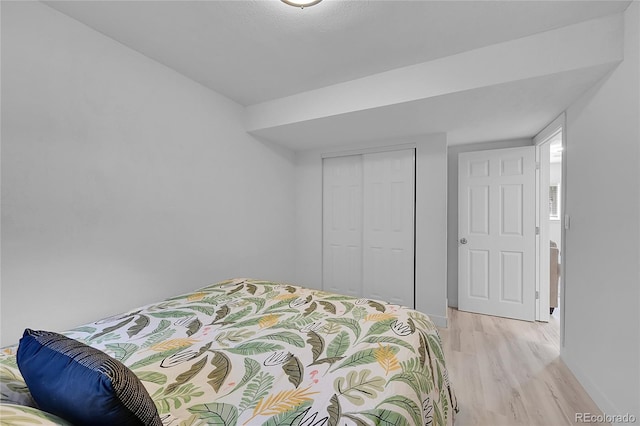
top-left (458, 147), bottom-right (536, 321)
top-left (363, 150), bottom-right (415, 308)
top-left (322, 155), bottom-right (363, 297)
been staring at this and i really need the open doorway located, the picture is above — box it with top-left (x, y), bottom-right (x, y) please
top-left (549, 137), bottom-right (563, 321)
top-left (534, 113), bottom-right (565, 337)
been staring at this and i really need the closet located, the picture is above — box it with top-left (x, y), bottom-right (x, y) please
top-left (322, 149), bottom-right (415, 308)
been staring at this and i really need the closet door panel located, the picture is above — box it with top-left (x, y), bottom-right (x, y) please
top-left (322, 155), bottom-right (363, 297)
top-left (363, 150), bottom-right (415, 308)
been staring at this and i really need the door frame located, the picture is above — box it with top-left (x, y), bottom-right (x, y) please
top-left (533, 114), bottom-right (566, 335)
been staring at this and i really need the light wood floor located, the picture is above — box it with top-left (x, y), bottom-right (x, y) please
top-left (438, 308), bottom-right (607, 426)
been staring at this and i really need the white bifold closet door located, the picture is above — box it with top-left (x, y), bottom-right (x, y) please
top-left (323, 149), bottom-right (415, 308)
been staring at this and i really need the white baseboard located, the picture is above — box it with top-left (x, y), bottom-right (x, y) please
top-left (428, 314), bottom-right (448, 328)
top-left (562, 353), bottom-right (625, 423)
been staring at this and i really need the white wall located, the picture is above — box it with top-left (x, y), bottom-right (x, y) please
top-left (0, 2), bottom-right (296, 346)
top-left (562, 1), bottom-right (639, 420)
top-left (295, 135), bottom-right (449, 326)
top-left (446, 138), bottom-right (533, 307)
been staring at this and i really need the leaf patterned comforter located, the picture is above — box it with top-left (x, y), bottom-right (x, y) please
top-left (0, 279), bottom-right (457, 425)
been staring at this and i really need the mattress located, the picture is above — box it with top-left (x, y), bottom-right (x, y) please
top-left (0, 278), bottom-right (457, 425)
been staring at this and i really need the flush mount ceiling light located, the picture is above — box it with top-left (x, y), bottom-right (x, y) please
top-left (281, 0), bottom-right (323, 9)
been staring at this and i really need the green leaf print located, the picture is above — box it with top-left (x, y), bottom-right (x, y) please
top-left (326, 331), bottom-right (350, 358)
top-left (282, 355), bottom-right (304, 388)
top-left (149, 310), bottom-right (193, 319)
top-left (152, 383), bottom-right (204, 415)
top-left (332, 349), bottom-right (377, 372)
top-left (327, 394), bottom-right (341, 426)
top-left (185, 305), bottom-right (216, 316)
top-left (351, 306), bottom-right (367, 321)
top-left (68, 326), bottom-right (96, 334)
top-left (361, 336), bottom-right (416, 353)
top-left (224, 306), bottom-right (251, 323)
top-left (90, 317), bottom-right (133, 341)
top-left (322, 322), bottom-right (342, 335)
top-left (226, 342), bottom-right (284, 356)
top-left (418, 331), bottom-right (427, 366)
top-left (303, 301), bottom-right (318, 316)
top-left (105, 343), bottom-right (139, 363)
top-left (226, 358), bottom-right (260, 396)
top-left (136, 371), bottom-right (168, 385)
top-left (427, 334), bottom-right (446, 365)
top-left (212, 305), bottom-right (230, 324)
top-left (264, 298), bottom-right (295, 313)
top-left (141, 327), bottom-right (176, 349)
top-left (0, 356), bottom-right (18, 369)
top-left (407, 318), bottom-right (417, 333)
top-left (186, 318), bottom-right (202, 337)
top-left (225, 312), bottom-right (262, 329)
top-left (188, 403), bottom-right (239, 426)
top-left (261, 400), bottom-right (313, 426)
top-left (322, 295), bottom-right (354, 301)
top-left (333, 369), bottom-right (385, 406)
top-left (326, 318), bottom-right (361, 341)
top-left (388, 358), bottom-right (433, 400)
top-left (408, 311), bottom-right (434, 331)
top-left (215, 329), bottom-right (256, 347)
top-left (272, 312), bottom-right (324, 330)
top-left (433, 399), bottom-right (444, 426)
top-left (359, 409), bottom-right (410, 426)
top-left (227, 284), bottom-right (245, 295)
top-left (364, 319), bottom-right (395, 338)
top-left (127, 315), bottom-right (150, 338)
top-left (306, 331), bottom-right (324, 362)
top-left (148, 319), bottom-right (171, 336)
top-left (367, 300), bottom-right (386, 313)
top-left (243, 297), bottom-right (267, 313)
top-left (318, 301), bottom-right (336, 314)
top-left (440, 386), bottom-right (450, 423)
top-left (208, 351), bottom-right (231, 392)
top-left (342, 414), bottom-right (371, 426)
top-left (91, 332), bottom-right (120, 344)
top-left (340, 301), bottom-right (355, 315)
top-left (129, 347), bottom-right (183, 370)
top-left (309, 356), bottom-right (345, 367)
top-left (376, 395), bottom-right (422, 426)
top-left (258, 331), bottom-right (305, 348)
top-left (166, 355), bottom-right (208, 394)
top-left (239, 371), bottom-right (275, 413)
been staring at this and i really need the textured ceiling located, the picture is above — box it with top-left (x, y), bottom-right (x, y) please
top-left (45, 0), bottom-right (631, 106)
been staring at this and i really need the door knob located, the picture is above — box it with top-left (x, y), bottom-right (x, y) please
top-left (460, 238), bottom-right (468, 244)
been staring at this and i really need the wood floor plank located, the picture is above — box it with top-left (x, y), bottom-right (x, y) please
top-left (439, 308), bottom-right (607, 426)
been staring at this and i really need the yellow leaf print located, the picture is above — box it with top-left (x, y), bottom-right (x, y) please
top-left (187, 292), bottom-right (207, 302)
top-left (243, 386), bottom-right (319, 425)
top-left (273, 294), bottom-right (298, 301)
top-left (150, 338), bottom-right (197, 352)
top-left (259, 314), bottom-right (280, 329)
top-left (364, 313), bottom-right (397, 322)
top-left (374, 343), bottom-right (400, 375)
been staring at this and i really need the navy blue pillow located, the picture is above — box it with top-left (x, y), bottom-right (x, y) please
top-left (17, 329), bottom-right (162, 426)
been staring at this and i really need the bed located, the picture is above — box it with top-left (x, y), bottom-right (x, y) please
top-left (0, 278), bottom-right (457, 425)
